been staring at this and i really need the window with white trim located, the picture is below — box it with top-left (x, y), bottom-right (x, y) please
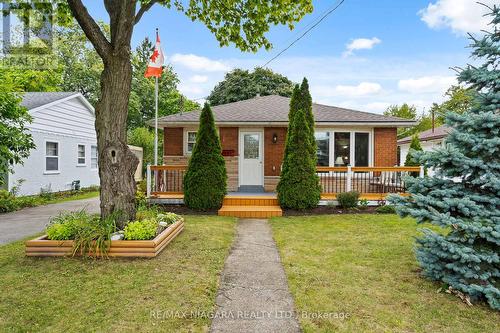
top-left (334, 132), bottom-right (350, 166)
top-left (45, 142), bottom-right (59, 172)
top-left (187, 131), bottom-right (197, 154)
top-left (91, 145), bottom-right (98, 169)
top-left (77, 144), bottom-right (86, 165)
top-left (354, 133), bottom-right (369, 167)
top-left (315, 132), bottom-right (330, 166)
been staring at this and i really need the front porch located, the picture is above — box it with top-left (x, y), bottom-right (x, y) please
top-left (146, 165), bottom-right (423, 216)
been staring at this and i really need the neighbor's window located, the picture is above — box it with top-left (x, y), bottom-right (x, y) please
top-left (91, 145), bottom-right (98, 169)
top-left (77, 144), bottom-right (86, 165)
top-left (354, 133), bottom-right (369, 167)
top-left (45, 142), bottom-right (59, 172)
top-left (334, 132), bottom-right (350, 166)
top-left (315, 132), bottom-right (330, 166)
top-left (187, 131), bottom-right (197, 154)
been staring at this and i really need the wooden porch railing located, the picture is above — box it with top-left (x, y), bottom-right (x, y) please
top-left (147, 165), bottom-right (423, 198)
top-left (317, 166), bottom-right (423, 196)
top-left (147, 165), bottom-right (187, 197)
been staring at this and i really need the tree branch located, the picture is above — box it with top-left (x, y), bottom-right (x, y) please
top-left (67, 0), bottom-right (112, 62)
top-left (135, 0), bottom-right (158, 25)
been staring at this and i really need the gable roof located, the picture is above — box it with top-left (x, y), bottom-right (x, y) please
top-left (20, 92), bottom-right (94, 114)
top-left (397, 125), bottom-right (450, 144)
top-left (155, 95), bottom-right (415, 127)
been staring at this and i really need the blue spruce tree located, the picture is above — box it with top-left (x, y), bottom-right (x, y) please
top-left (390, 6), bottom-right (500, 309)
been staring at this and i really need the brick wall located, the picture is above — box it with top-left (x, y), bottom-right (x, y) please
top-left (163, 127), bottom-right (183, 156)
top-left (163, 155), bottom-right (188, 166)
top-left (225, 156), bottom-right (238, 191)
top-left (374, 127), bottom-right (397, 167)
top-left (264, 127), bottom-right (287, 177)
top-left (219, 127), bottom-right (238, 156)
top-left (264, 176), bottom-right (280, 192)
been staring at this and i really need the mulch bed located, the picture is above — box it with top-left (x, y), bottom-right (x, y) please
top-left (283, 206), bottom-right (379, 216)
top-left (155, 204), bottom-right (218, 215)
top-left (153, 203), bottom-right (382, 216)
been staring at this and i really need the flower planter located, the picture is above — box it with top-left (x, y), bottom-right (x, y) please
top-left (25, 218), bottom-right (184, 258)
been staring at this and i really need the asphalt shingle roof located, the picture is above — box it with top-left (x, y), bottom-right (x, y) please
top-left (397, 125), bottom-right (450, 144)
top-left (156, 95), bottom-right (413, 125)
top-left (20, 92), bottom-right (78, 110)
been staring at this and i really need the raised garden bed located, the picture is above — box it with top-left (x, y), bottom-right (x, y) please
top-left (25, 218), bottom-right (184, 258)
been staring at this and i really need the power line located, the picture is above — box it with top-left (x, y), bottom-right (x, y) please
top-left (262, 0), bottom-right (345, 68)
top-left (190, 0), bottom-right (347, 102)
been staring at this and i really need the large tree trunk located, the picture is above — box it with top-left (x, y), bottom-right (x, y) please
top-left (96, 55), bottom-right (138, 228)
top-left (67, 0), bottom-right (139, 228)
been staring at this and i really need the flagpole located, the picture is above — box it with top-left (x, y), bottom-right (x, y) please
top-left (154, 27), bottom-right (159, 166)
top-left (154, 75), bottom-right (158, 166)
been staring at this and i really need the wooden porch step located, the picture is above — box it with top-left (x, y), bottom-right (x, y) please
top-left (222, 196), bottom-right (278, 206)
top-left (218, 205), bottom-right (282, 218)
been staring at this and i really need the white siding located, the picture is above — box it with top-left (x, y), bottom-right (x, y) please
top-left (8, 97), bottom-right (99, 196)
top-left (28, 99), bottom-right (96, 139)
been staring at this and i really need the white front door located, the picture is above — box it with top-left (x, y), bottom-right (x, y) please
top-left (239, 131), bottom-right (263, 186)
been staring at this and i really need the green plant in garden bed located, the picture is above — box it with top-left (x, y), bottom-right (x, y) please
top-left (46, 209), bottom-right (183, 256)
top-left (123, 219), bottom-right (157, 240)
top-left (124, 212), bottom-right (182, 240)
top-left (46, 210), bottom-right (92, 240)
top-left (46, 210), bottom-right (117, 257)
top-left (336, 191), bottom-right (359, 209)
top-left (376, 204), bottom-right (396, 214)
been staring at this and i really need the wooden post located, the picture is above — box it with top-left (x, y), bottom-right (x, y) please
top-left (419, 165), bottom-right (425, 178)
top-left (346, 165), bottom-right (352, 192)
top-left (146, 164), bottom-right (151, 198)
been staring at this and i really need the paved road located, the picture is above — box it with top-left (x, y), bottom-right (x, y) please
top-left (210, 219), bottom-right (301, 333)
top-left (0, 197), bottom-right (99, 245)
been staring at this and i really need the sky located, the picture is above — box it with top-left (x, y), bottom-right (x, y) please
top-left (82, 0), bottom-right (496, 114)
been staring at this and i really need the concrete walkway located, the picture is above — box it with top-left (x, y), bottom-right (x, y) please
top-left (0, 197), bottom-right (99, 245)
top-left (211, 219), bottom-right (301, 333)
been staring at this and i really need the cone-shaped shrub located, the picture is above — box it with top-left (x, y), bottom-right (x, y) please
top-left (405, 135), bottom-right (424, 176)
top-left (298, 78), bottom-right (316, 157)
top-left (184, 103), bottom-right (227, 210)
top-left (404, 135), bottom-right (423, 167)
top-left (390, 7), bottom-right (500, 310)
top-left (282, 84), bottom-right (300, 163)
top-left (277, 102), bottom-right (321, 209)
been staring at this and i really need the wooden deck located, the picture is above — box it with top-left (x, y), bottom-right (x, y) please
top-left (146, 165), bottom-right (422, 210)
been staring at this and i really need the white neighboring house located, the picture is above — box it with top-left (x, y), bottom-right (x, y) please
top-left (6, 92), bottom-right (100, 196)
top-left (398, 125), bottom-right (450, 176)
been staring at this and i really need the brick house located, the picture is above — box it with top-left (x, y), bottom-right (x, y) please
top-left (156, 95), bottom-right (415, 192)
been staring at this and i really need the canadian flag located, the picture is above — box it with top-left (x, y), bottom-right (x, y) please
top-left (144, 31), bottom-right (164, 78)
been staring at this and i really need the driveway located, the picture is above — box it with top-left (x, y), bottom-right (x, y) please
top-left (0, 197), bottom-right (99, 245)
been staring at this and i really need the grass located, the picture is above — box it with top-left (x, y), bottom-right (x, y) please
top-left (270, 215), bottom-right (498, 333)
top-left (0, 215), bottom-right (236, 333)
top-left (0, 188), bottom-right (100, 214)
top-left (46, 190), bottom-right (99, 204)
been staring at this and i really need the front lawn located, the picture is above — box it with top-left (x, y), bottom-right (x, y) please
top-left (0, 215), bottom-right (236, 332)
top-left (270, 215), bottom-right (498, 333)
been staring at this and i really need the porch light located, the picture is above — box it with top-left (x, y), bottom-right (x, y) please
top-left (272, 133), bottom-right (278, 143)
